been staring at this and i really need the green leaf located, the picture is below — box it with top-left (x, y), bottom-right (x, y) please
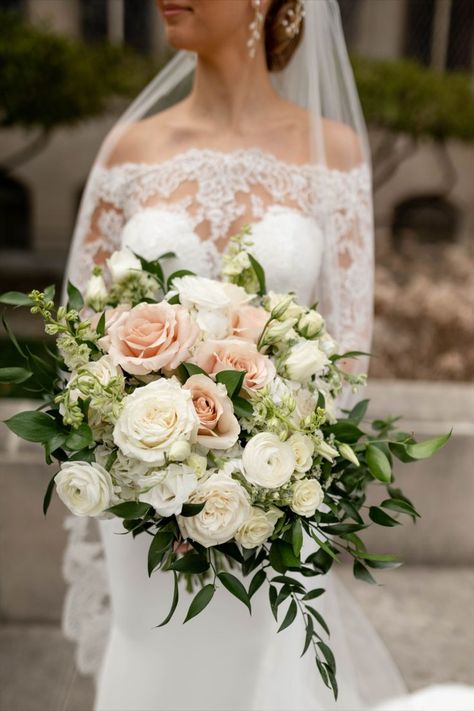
top-left (67, 281), bottom-right (84, 312)
top-left (269, 584), bottom-right (278, 620)
top-left (184, 584), bottom-right (215, 623)
top-left (317, 640), bottom-right (336, 672)
top-left (319, 522), bottom-right (367, 535)
top-left (106, 501), bottom-right (151, 519)
top-left (347, 398), bottom-right (370, 424)
top-left (0, 367), bottom-right (32, 384)
top-left (134, 253), bottom-right (164, 285)
top-left (158, 251), bottom-right (177, 261)
top-left (248, 569), bottom-right (266, 599)
top-left (278, 599), bottom-right (297, 632)
top-left (301, 615), bottom-right (314, 656)
top-left (302, 588), bottom-right (325, 601)
top-left (166, 269), bottom-right (195, 292)
top-left (65, 423), bottom-right (93, 451)
top-left (366, 444), bottom-right (392, 483)
top-left (95, 311), bottom-right (106, 337)
top-left (405, 432), bottom-right (452, 459)
top-left (4, 411), bottom-right (59, 443)
top-left (0, 291), bottom-right (33, 306)
top-left (270, 575), bottom-right (305, 593)
top-left (381, 497), bottom-right (420, 519)
top-left (215, 541), bottom-right (244, 564)
top-left (180, 502), bottom-right (206, 517)
top-left (155, 571), bottom-right (179, 627)
top-left (306, 605), bottom-right (330, 636)
top-left (215, 369), bottom-right (246, 399)
top-left (232, 395), bottom-right (253, 419)
top-left (218, 572), bottom-right (251, 612)
top-left (355, 551), bottom-right (401, 563)
top-left (148, 531), bottom-right (175, 576)
top-left (171, 552), bottom-right (209, 575)
top-left (2, 315), bottom-right (27, 358)
top-left (331, 350), bottom-right (371, 361)
top-left (326, 422), bottom-right (364, 443)
top-left (181, 362), bottom-right (207, 378)
top-left (353, 560), bottom-right (377, 585)
top-left (369, 506), bottom-right (400, 527)
top-left (269, 540), bottom-right (300, 573)
top-left (248, 252), bottom-right (266, 296)
top-left (291, 519), bottom-right (303, 557)
top-left (43, 473), bottom-right (57, 516)
top-left (388, 440), bottom-right (417, 463)
top-left (365, 558), bottom-right (403, 570)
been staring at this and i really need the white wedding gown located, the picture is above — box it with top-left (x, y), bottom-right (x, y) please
top-left (62, 147), bottom-right (473, 710)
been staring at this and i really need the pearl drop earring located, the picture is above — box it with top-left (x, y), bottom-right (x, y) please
top-left (247, 0), bottom-right (264, 59)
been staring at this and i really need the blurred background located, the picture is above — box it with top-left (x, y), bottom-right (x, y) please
top-left (0, 1), bottom-right (473, 710)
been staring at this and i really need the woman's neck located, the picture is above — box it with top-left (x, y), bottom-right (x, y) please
top-left (185, 45), bottom-right (280, 133)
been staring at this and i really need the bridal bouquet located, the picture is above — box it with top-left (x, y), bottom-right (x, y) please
top-left (1, 230), bottom-right (449, 698)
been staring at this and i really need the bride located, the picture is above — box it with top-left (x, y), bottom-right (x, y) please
top-left (60, 1), bottom-right (472, 710)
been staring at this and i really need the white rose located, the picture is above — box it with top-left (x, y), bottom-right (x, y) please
top-left (178, 471), bottom-right (251, 547)
top-left (139, 463), bottom-right (197, 517)
top-left (297, 311), bottom-right (324, 339)
top-left (113, 378), bottom-right (199, 465)
top-left (106, 248), bottom-right (142, 283)
top-left (173, 275), bottom-right (253, 311)
top-left (54, 461), bottom-right (115, 517)
top-left (235, 505), bottom-right (283, 548)
top-left (283, 340), bottom-right (330, 383)
top-left (287, 433), bottom-right (314, 475)
top-left (85, 273), bottom-right (108, 311)
top-left (290, 478), bottom-right (324, 517)
top-left (242, 432), bottom-right (295, 489)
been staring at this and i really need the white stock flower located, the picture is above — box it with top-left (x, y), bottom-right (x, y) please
top-left (287, 433), bottom-right (314, 475)
top-left (242, 432), bottom-right (295, 489)
top-left (106, 248), bottom-right (142, 283)
top-left (235, 505), bottom-right (283, 548)
top-left (85, 273), bottom-right (108, 311)
top-left (290, 478), bottom-right (324, 517)
top-left (139, 463), bottom-right (198, 517)
top-left (177, 471), bottom-right (251, 547)
top-left (54, 461), bottom-right (115, 517)
top-left (113, 378), bottom-right (199, 465)
top-left (283, 340), bottom-right (330, 383)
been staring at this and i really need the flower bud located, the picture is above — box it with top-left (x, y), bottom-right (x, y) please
top-left (168, 439), bottom-right (192, 462)
top-left (338, 443), bottom-right (360, 467)
top-left (297, 311), bottom-right (324, 339)
top-left (85, 274), bottom-right (108, 311)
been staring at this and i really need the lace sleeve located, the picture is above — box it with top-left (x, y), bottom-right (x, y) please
top-left (65, 166), bottom-right (125, 293)
top-left (316, 163), bottom-right (374, 412)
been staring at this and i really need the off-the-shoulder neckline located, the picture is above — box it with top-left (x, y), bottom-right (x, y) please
top-left (99, 146), bottom-right (370, 176)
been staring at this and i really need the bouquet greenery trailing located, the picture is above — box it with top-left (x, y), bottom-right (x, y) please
top-left (0, 230), bottom-right (450, 699)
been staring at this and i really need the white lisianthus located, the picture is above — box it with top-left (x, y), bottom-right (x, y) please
top-left (338, 443), bottom-right (360, 467)
top-left (297, 311), bottom-right (324, 339)
top-left (106, 248), bottom-right (142, 283)
top-left (186, 453), bottom-right (208, 479)
top-left (54, 461), bottom-right (115, 517)
top-left (85, 273), bottom-right (108, 311)
top-left (235, 505), bottom-right (283, 548)
top-left (283, 340), bottom-right (330, 383)
top-left (290, 478), bottom-right (324, 517)
top-left (139, 463), bottom-right (198, 517)
top-left (177, 471), bottom-right (251, 547)
top-left (263, 292), bottom-right (303, 320)
top-left (169, 440), bottom-right (192, 462)
top-left (262, 317), bottom-right (298, 345)
top-left (287, 433), bottom-right (314, 475)
top-left (113, 378), bottom-right (199, 465)
top-left (242, 432), bottom-right (295, 489)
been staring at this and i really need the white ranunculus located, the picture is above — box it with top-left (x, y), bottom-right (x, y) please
top-left (177, 471), bottom-right (251, 547)
top-left (113, 378), bottom-right (199, 465)
top-left (297, 311), bottom-right (324, 339)
top-left (287, 433), bottom-right (314, 475)
top-left (283, 340), bottom-right (330, 383)
top-left (106, 248), bottom-right (142, 283)
top-left (290, 478), bottom-right (324, 517)
top-left (242, 432), bottom-right (295, 489)
top-left (54, 461), bottom-right (115, 517)
top-left (139, 463), bottom-right (197, 517)
top-left (235, 505), bottom-right (284, 548)
top-left (85, 273), bottom-right (108, 311)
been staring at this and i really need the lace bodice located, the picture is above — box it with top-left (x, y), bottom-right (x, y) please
top-left (62, 147), bottom-right (374, 680)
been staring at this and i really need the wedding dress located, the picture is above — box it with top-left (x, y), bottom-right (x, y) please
top-left (62, 146), bottom-right (409, 711)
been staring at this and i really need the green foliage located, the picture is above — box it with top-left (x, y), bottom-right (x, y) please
top-left (0, 11), bottom-right (157, 131)
top-left (353, 55), bottom-right (474, 143)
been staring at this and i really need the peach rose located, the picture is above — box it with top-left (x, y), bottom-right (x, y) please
top-left (230, 304), bottom-right (269, 344)
top-left (192, 338), bottom-right (276, 393)
top-left (91, 304), bottom-right (131, 348)
top-left (183, 374), bottom-right (240, 450)
top-left (104, 302), bottom-right (199, 375)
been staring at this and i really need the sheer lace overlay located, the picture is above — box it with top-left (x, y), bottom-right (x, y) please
top-left (63, 147), bottom-right (374, 682)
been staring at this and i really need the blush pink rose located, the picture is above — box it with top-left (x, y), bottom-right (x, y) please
top-left (91, 304), bottom-right (131, 349)
top-left (104, 302), bottom-right (199, 375)
top-left (183, 374), bottom-right (240, 450)
top-left (230, 304), bottom-right (269, 344)
top-left (192, 338), bottom-right (276, 393)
